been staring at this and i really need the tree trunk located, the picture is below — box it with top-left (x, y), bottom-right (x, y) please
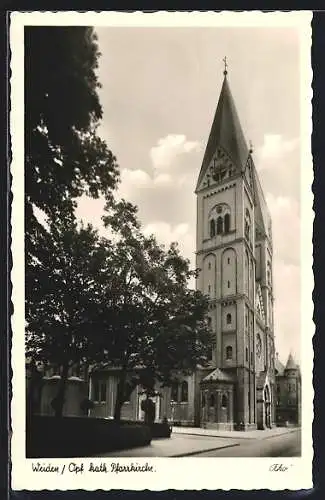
top-left (54, 363), bottom-right (69, 417)
top-left (114, 369), bottom-right (127, 422)
top-left (27, 362), bottom-right (42, 420)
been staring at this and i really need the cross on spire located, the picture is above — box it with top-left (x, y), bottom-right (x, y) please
top-left (223, 56), bottom-right (228, 76)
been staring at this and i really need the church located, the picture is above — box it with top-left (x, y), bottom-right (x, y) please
top-left (28, 66), bottom-right (302, 431)
top-left (88, 66), bottom-right (277, 430)
top-left (190, 65), bottom-right (276, 430)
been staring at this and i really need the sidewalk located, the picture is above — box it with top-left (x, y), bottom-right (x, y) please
top-left (172, 425), bottom-right (299, 440)
top-left (99, 433), bottom-right (239, 457)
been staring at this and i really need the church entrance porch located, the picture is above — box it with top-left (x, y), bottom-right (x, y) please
top-left (200, 368), bottom-right (235, 431)
top-left (257, 376), bottom-right (273, 430)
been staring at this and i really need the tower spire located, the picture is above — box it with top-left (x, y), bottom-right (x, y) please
top-left (223, 56), bottom-right (228, 76)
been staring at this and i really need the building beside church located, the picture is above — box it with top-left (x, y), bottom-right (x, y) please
top-left (275, 353), bottom-right (301, 426)
top-left (26, 68), bottom-right (301, 431)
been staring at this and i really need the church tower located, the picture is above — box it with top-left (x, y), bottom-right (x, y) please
top-left (196, 63), bottom-right (275, 430)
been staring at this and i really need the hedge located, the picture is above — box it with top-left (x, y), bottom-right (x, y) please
top-left (26, 416), bottom-right (152, 458)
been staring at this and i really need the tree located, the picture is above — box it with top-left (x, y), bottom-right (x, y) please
top-left (25, 27), bottom-right (119, 218)
top-left (24, 27), bottom-right (120, 415)
top-left (88, 201), bottom-right (213, 421)
top-left (25, 217), bottom-right (112, 417)
top-left (25, 26), bottom-right (119, 273)
top-left (24, 27), bottom-right (212, 422)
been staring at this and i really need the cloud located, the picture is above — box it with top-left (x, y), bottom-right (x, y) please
top-left (120, 168), bottom-right (152, 187)
top-left (257, 134), bottom-right (299, 164)
top-left (266, 193), bottom-right (300, 265)
top-left (255, 134), bottom-right (300, 203)
top-left (273, 261), bottom-right (300, 364)
top-left (143, 221), bottom-right (194, 263)
top-left (150, 134), bottom-right (202, 170)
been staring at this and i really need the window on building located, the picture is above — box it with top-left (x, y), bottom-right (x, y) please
top-left (208, 262), bottom-right (211, 270)
top-left (227, 280), bottom-right (230, 288)
top-left (71, 364), bottom-right (81, 377)
top-left (245, 209), bottom-right (251, 241)
top-left (210, 219), bottom-right (215, 238)
top-left (224, 213), bottom-right (230, 233)
top-left (250, 351), bottom-right (253, 365)
top-left (227, 257), bottom-right (230, 264)
top-left (217, 216), bottom-right (223, 234)
top-left (209, 394), bottom-right (215, 407)
top-left (207, 316), bottom-right (212, 328)
top-left (124, 386), bottom-right (132, 402)
top-left (226, 313), bottom-right (232, 325)
top-left (181, 381), bottom-right (188, 402)
top-left (208, 284), bottom-right (211, 294)
top-left (226, 346), bottom-right (233, 360)
top-left (246, 347), bottom-right (249, 362)
top-left (201, 394), bottom-right (206, 407)
top-left (221, 394), bottom-right (228, 408)
top-left (171, 382), bottom-right (178, 402)
top-left (93, 380), bottom-right (106, 402)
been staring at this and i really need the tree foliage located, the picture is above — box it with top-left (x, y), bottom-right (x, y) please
top-left (24, 26), bottom-right (119, 416)
top-left (25, 27), bottom-right (213, 421)
top-left (91, 203), bottom-right (213, 420)
top-left (25, 26), bottom-right (119, 268)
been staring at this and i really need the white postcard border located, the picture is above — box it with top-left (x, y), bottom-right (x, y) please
top-left (10, 10), bottom-right (313, 491)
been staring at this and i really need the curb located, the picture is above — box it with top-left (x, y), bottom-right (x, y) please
top-left (262, 428), bottom-right (299, 440)
top-left (172, 442), bottom-right (240, 457)
top-left (173, 431), bottom-right (253, 440)
top-left (173, 428), bottom-right (300, 441)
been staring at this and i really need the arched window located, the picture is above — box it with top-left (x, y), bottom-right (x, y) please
top-left (217, 216), bottom-right (223, 234)
top-left (221, 394), bottom-right (228, 408)
top-left (210, 219), bottom-right (215, 238)
top-left (226, 346), bottom-right (233, 360)
top-left (181, 381), bottom-right (188, 402)
top-left (245, 209), bottom-right (251, 242)
top-left (171, 382), bottom-right (178, 402)
top-left (93, 380), bottom-right (106, 402)
top-left (224, 213), bottom-right (230, 233)
top-left (209, 394), bottom-right (215, 407)
top-left (246, 347), bottom-right (249, 362)
top-left (226, 313), bottom-right (232, 325)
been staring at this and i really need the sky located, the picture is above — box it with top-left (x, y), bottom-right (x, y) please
top-left (75, 26), bottom-right (301, 365)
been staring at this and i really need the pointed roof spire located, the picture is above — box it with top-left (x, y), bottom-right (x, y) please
top-left (285, 352), bottom-right (297, 370)
top-left (196, 65), bottom-right (249, 191)
top-left (223, 56), bottom-right (228, 76)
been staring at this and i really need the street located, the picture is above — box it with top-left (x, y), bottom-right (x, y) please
top-left (98, 427), bottom-right (301, 458)
top-left (192, 428), bottom-right (301, 457)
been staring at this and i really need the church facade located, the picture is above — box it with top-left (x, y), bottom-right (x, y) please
top-left (189, 69), bottom-right (276, 430)
top-left (27, 70), bottom-right (291, 431)
top-left (88, 69), bottom-right (277, 430)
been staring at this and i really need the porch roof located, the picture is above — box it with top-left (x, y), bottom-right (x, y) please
top-left (201, 368), bottom-right (235, 384)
